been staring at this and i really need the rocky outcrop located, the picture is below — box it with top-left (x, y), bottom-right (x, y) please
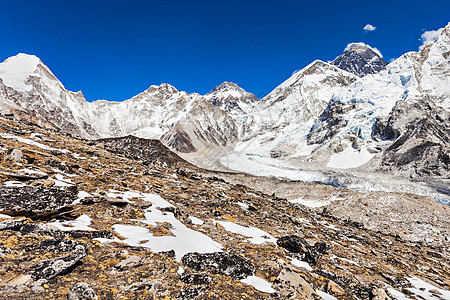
top-left (30, 244), bottom-right (87, 281)
top-left (0, 186), bottom-right (77, 219)
top-left (273, 268), bottom-right (320, 299)
top-left (204, 81), bottom-right (259, 115)
top-left (96, 135), bottom-right (196, 169)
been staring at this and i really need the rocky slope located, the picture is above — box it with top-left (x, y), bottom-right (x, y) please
top-left (0, 107), bottom-right (449, 299)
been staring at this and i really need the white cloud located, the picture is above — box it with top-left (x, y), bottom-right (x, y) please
top-left (363, 24), bottom-right (376, 32)
top-left (419, 28), bottom-right (443, 50)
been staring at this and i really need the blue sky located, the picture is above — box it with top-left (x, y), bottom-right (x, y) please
top-left (1, 0), bottom-right (449, 101)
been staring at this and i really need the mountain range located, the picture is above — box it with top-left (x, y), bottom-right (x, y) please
top-left (0, 22), bottom-right (449, 202)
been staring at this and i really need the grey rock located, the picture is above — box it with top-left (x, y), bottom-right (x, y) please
top-left (31, 244), bottom-right (87, 280)
top-left (67, 282), bottom-right (97, 300)
top-left (373, 97), bottom-right (449, 180)
top-left (331, 43), bottom-right (388, 77)
top-left (273, 267), bottom-right (320, 299)
top-left (6, 149), bottom-right (24, 162)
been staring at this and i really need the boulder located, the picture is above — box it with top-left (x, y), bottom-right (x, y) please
top-left (6, 149), bottom-right (24, 162)
top-left (277, 235), bottom-right (329, 264)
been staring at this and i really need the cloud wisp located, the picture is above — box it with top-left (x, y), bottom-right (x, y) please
top-left (419, 28), bottom-right (444, 49)
top-left (363, 24), bottom-right (376, 32)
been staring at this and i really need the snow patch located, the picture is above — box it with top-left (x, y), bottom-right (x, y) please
top-left (406, 277), bottom-right (450, 299)
top-left (290, 258), bottom-right (313, 271)
top-left (289, 198), bottom-right (331, 208)
top-left (214, 220), bottom-right (276, 245)
top-left (48, 214), bottom-right (95, 231)
top-left (107, 191), bottom-right (222, 261)
top-left (240, 276), bottom-right (276, 293)
top-left (188, 216), bottom-right (204, 225)
top-left (316, 290), bottom-right (338, 300)
top-left (3, 181), bottom-right (27, 187)
top-left (72, 191), bottom-right (93, 205)
top-left (326, 146), bottom-right (375, 169)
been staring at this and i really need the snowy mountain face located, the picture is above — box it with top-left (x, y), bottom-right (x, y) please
top-left (0, 56), bottom-right (242, 154)
top-left (215, 24), bottom-right (450, 201)
top-left (331, 42), bottom-right (388, 77)
top-left (222, 60), bottom-right (358, 161)
top-left (204, 81), bottom-right (259, 115)
top-left (0, 54), bottom-right (98, 139)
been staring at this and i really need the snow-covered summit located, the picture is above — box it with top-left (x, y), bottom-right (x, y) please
top-left (205, 81), bottom-right (257, 101)
top-left (332, 42), bottom-right (388, 77)
top-left (144, 83), bottom-right (180, 96)
top-left (0, 53), bottom-right (44, 91)
top-left (205, 81), bottom-right (259, 115)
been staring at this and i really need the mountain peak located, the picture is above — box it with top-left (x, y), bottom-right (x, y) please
top-left (331, 42), bottom-right (388, 77)
top-left (205, 81), bottom-right (257, 101)
top-left (0, 53), bottom-right (43, 92)
top-left (145, 83), bottom-right (179, 95)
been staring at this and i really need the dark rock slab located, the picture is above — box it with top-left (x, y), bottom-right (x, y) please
top-left (0, 186), bottom-right (77, 219)
top-left (181, 252), bottom-right (255, 280)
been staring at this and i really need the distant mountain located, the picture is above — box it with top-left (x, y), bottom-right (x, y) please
top-left (204, 81), bottom-right (259, 115)
top-left (0, 56), bottom-right (242, 153)
top-left (331, 42), bottom-right (388, 77)
top-left (0, 54), bottom-right (98, 139)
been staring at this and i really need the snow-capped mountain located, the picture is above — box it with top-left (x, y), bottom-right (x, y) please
top-left (0, 54), bottom-right (98, 139)
top-left (204, 81), bottom-right (259, 115)
top-left (0, 55), bottom-right (242, 153)
top-left (228, 60), bottom-right (357, 160)
top-left (216, 23), bottom-right (449, 200)
top-left (331, 42), bottom-right (388, 77)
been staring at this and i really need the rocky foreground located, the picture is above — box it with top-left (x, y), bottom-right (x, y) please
top-left (0, 115), bottom-right (449, 299)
